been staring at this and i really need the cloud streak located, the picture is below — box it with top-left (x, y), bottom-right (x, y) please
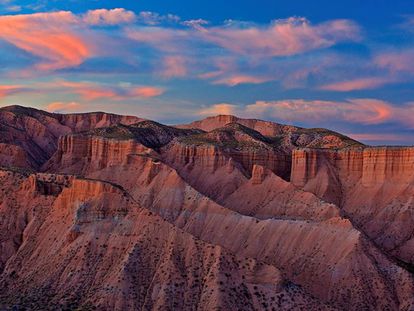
top-left (46, 101), bottom-right (81, 113)
top-left (83, 8), bottom-right (136, 25)
top-left (319, 77), bottom-right (394, 91)
top-left (56, 81), bottom-right (164, 100)
top-left (199, 98), bottom-right (414, 128)
top-left (212, 74), bottom-right (272, 86)
top-left (126, 16), bottom-right (361, 82)
top-left (375, 49), bottom-right (414, 74)
top-left (0, 11), bottom-right (92, 71)
top-left (0, 85), bottom-right (28, 98)
top-left (201, 18), bottom-right (361, 58)
top-left (160, 56), bottom-right (188, 78)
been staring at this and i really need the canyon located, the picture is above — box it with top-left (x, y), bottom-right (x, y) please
top-left (0, 105), bottom-right (413, 310)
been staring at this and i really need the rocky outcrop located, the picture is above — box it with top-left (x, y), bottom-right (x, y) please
top-left (291, 147), bottom-right (414, 265)
top-left (2, 106), bottom-right (414, 310)
top-left (161, 141), bottom-right (248, 201)
top-left (224, 164), bottom-right (340, 221)
top-left (0, 171), bottom-right (335, 311)
top-left (165, 123), bottom-right (292, 180)
top-left (177, 114), bottom-right (298, 136)
top-left (292, 147), bottom-right (414, 187)
top-left (44, 134), bottom-right (155, 174)
top-left (0, 105), bottom-right (144, 169)
top-left (0, 143), bottom-right (33, 168)
top-left (49, 149), bottom-right (414, 310)
top-left (177, 115), bottom-right (363, 150)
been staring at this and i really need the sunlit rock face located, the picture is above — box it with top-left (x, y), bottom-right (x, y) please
top-left (291, 147), bottom-right (414, 265)
top-left (1, 106), bottom-right (413, 311)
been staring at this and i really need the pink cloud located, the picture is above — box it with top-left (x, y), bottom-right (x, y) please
top-left (126, 27), bottom-right (190, 53)
top-left (199, 103), bottom-right (237, 116)
top-left (197, 57), bottom-right (237, 79)
top-left (213, 75), bottom-right (271, 86)
top-left (0, 85), bottom-right (27, 98)
top-left (375, 50), bottom-right (414, 73)
top-left (129, 87), bottom-right (165, 97)
top-left (57, 80), bottom-right (164, 100)
top-left (344, 99), bottom-right (393, 124)
top-left (160, 56), bottom-right (188, 78)
top-left (345, 133), bottom-right (407, 142)
top-left (392, 102), bottom-right (414, 127)
top-left (124, 16), bottom-right (365, 85)
top-left (204, 99), bottom-right (394, 125)
top-left (83, 8), bottom-right (136, 25)
top-left (201, 17), bottom-right (360, 57)
top-left (126, 17), bottom-right (361, 81)
top-left (57, 81), bottom-right (117, 100)
top-left (319, 77), bottom-right (393, 91)
top-left (46, 101), bottom-right (81, 113)
top-left (0, 11), bottom-right (92, 71)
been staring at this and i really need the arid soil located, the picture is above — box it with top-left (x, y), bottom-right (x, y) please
top-left (0, 105), bottom-right (413, 310)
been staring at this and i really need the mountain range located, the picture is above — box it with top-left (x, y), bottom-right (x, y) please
top-left (0, 105), bottom-right (413, 310)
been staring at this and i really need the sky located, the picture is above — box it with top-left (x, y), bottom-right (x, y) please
top-left (1, 1), bottom-right (414, 145)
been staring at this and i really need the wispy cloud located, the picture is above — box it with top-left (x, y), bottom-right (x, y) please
top-left (244, 99), bottom-right (393, 124)
top-left (136, 11), bottom-right (180, 25)
top-left (0, 85), bottom-right (28, 98)
top-left (198, 98), bottom-right (408, 126)
top-left (0, 11), bottom-right (92, 71)
top-left (83, 8), bottom-right (136, 25)
top-left (126, 16), bottom-right (361, 83)
top-left (375, 49), bottom-right (414, 73)
top-left (0, 0), bottom-right (21, 12)
top-left (46, 101), bottom-right (81, 113)
top-left (345, 133), bottom-right (408, 142)
top-left (319, 77), bottom-right (394, 91)
top-left (55, 80), bottom-right (165, 100)
top-left (200, 17), bottom-right (361, 58)
top-left (127, 17), bottom-right (360, 58)
top-left (212, 74), bottom-right (272, 86)
top-left (1, 8), bottom-right (413, 103)
top-left (160, 56), bottom-right (188, 78)
top-left (199, 103), bottom-right (238, 115)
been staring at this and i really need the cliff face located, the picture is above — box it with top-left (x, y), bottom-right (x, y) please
top-left (2, 106), bottom-right (414, 310)
top-left (41, 136), bottom-right (414, 310)
top-left (44, 134), bottom-right (154, 174)
top-left (165, 123), bottom-right (293, 181)
top-left (291, 147), bottom-right (414, 265)
top-left (0, 105), bottom-right (144, 169)
top-left (360, 147), bottom-right (414, 187)
top-left (161, 141), bottom-right (249, 201)
top-left (56, 112), bottom-right (143, 132)
top-left (291, 147), bottom-right (414, 189)
top-left (0, 169), bottom-right (335, 311)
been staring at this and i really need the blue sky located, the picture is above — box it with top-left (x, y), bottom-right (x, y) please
top-left (1, 0), bottom-right (414, 144)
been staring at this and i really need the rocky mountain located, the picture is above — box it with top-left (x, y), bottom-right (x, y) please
top-left (0, 105), bottom-right (413, 310)
top-left (0, 105), bottom-right (144, 169)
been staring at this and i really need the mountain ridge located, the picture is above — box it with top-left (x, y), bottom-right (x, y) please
top-left (0, 105), bottom-right (413, 310)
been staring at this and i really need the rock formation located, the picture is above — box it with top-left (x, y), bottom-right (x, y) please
top-left (0, 105), bottom-right (413, 311)
top-left (0, 105), bottom-right (144, 169)
top-left (291, 147), bottom-right (414, 267)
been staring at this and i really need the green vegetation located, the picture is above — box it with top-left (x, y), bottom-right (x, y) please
top-left (83, 125), bottom-right (137, 140)
top-left (294, 128), bottom-right (364, 148)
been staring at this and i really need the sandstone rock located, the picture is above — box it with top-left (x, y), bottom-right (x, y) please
top-left (1, 107), bottom-right (414, 310)
top-left (291, 147), bottom-right (414, 266)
